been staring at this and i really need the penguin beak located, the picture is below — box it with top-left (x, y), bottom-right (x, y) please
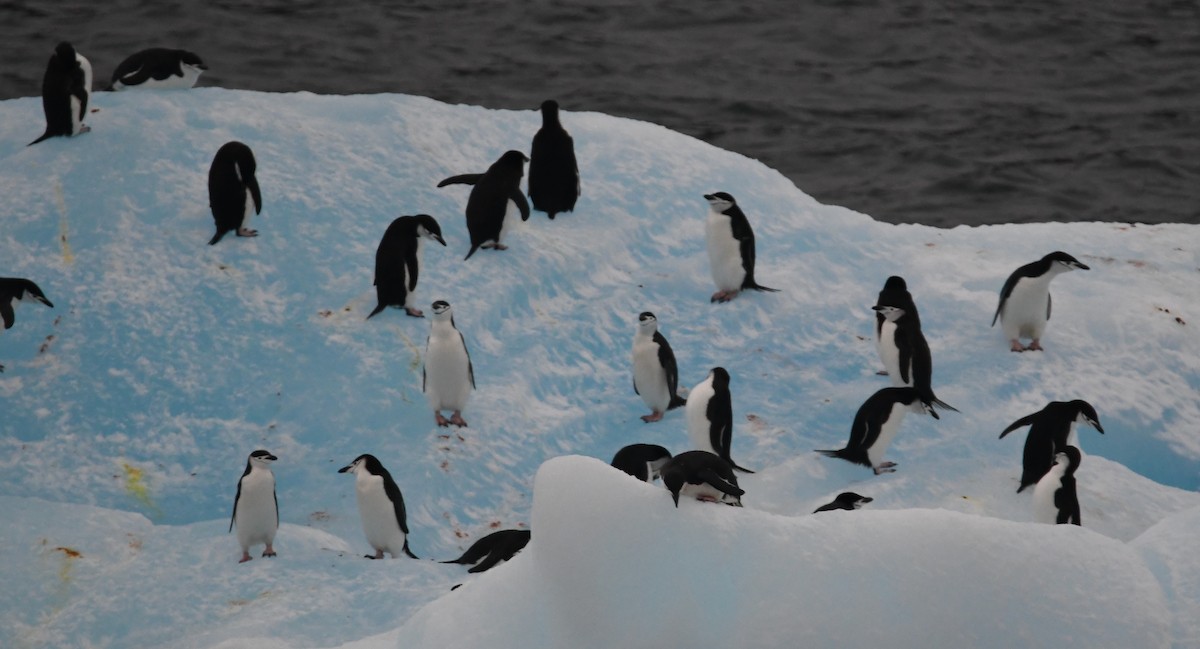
top-left (433, 234), bottom-right (446, 246)
top-left (1074, 261), bottom-right (1090, 270)
top-left (337, 464), bottom-right (353, 473)
top-left (1090, 419), bottom-right (1104, 434)
top-left (266, 454), bottom-right (278, 462)
top-left (36, 296), bottom-right (54, 307)
top-left (671, 490), bottom-right (680, 508)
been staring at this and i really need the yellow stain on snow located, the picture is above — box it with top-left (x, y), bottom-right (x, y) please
top-left (122, 463), bottom-right (161, 517)
top-left (54, 182), bottom-right (74, 265)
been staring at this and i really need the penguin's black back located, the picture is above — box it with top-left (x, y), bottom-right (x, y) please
top-left (207, 141), bottom-right (261, 245)
top-left (31, 42), bottom-right (86, 145)
top-left (110, 48), bottom-right (205, 88)
top-left (528, 99), bottom-right (579, 219)
top-left (611, 443), bottom-right (672, 481)
top-left (369, 216), bottom-right (421, 318)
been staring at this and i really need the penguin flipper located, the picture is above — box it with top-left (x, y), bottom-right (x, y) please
top-left (115, 66), bottom-right (153, 88)
top-left (1, 302), bottom-right (13, 329)
top-left (437, 174), bottom-right (482, 188)
top-left (1046, 292), bottom-right (1052, 320)
top-left (698, 468), bottom-right (745, 498)
top-left (467, 550), bottom-right (506, 574)
top-left (511, 189), bottom-right (531, 221)
top-left (999, 413), bottom-right (1038, 439)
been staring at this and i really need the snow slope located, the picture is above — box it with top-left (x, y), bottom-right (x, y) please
top-left (0, 89), bottom-right (1197, 648)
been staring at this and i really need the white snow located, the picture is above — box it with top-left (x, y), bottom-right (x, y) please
top-left (0, 89), bottom-right (1197, 649)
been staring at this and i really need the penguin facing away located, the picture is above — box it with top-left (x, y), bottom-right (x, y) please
top-left (872, 302), bottom-right (958, 414)
top-left (703, 192), bottom-right (778, 303)
top-left (999, 400), bottom-right (1103, 493)
top-left (109, 48), bottom-right (207, 90)
top-left (813, 492), bottom-right (874, 513)
top-left (229, 449), bottom-right (279, 563)
top-left (338, 454), bottom-right (419, 559)
top-left (441, 529), bottom-right (531, 573)
top-left (207, 141), bottom-right (263, 245)
top-left (631, 311), bottom-right (687, 423)
top-left (366, 215), bottom-right (446, 319)
top-left (1032, 446), bottom-right (1082, 525)
top-left (423, 300), bottom-right (475, 427)
top-left (0, 277), bottom-right (55, 373)
top-left (874, 276), bottom-right (917, 376)
top-left (527, 99), bottom-right (580, 220)
top-left (30, 41), bottom-right (92, 145)
top-left (685, 367), bottom-right (754, 473)
top-left (610, 443), bottom-right (673, 482)
top-left (817, 386), bottom-right (939, 475)
top-left (992, 251), bottom-right (1090, 352)
top-left (660, 450), bottom-right (745, 507)
top-left (437, 150), bottom-right (530, 260)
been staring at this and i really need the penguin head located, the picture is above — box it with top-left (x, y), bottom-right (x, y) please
top-left (836, 492), bottom-right (874, 509)
top-left (708, 366), bottom-right (730, 389)
top-left (1054, 446), bottom-right (1083, 475)
top-left (882, 276), bottom-right (907, 291)
top-left (539, 99), bottom-right (561, 124)
top-left (872, 304), bottom-right (906, 322)
top-left (497, 150), bottom-right (529, 172)
top-left (413, 214), bottom-right (447, 246)
top-left (431, 300), bottom-right (454, 322)
top-left (703, 192), bottom-right (736, 214)
top-left (1070, 400), bottom-right (1104, 433)
top-left (54, 42), bottom-right (77, 64)
top-left (248, 449), bottom-right (278, 468)
top-left (637, 311), bottom-right (658, 334)
top-left (338, 453), bottom-right (382, 476)
top-left (179, 50), bottom-right (208, 71)
top-left (10, 279), bottom-right (54, 307)
top-left (1043, 251), bottom-right (1090, 272)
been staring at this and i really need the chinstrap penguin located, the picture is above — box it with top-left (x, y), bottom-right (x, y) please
top-left (30, 41), bottom-right (92, 145)
top-left (229, 449), bottom-right (279, 563)
top-left (109, 48), bottom-right (207, 90)
top-left (999, 400), bottom-right (1103, 493)
top-left (438, 150), bottom-right (530, 260)
top-left (207, 141), bottom-right (262, 245)
top-left (874, 276), bottom-right (917, 376)
top-left (339, 454), bottom-right (419, 559)
top-left (703, 192), bottom-right (778, 303)
top-left (0, 277), bottom-right (55, 373)
top-left (685, 367), bottom-right (754, 473)
top-left (992, 251), bottom-right (1090, 352)
top-left (610, 443), bottom-right (673, 482)
top-left (872, 302), bottom-right (958, 414)
top-left (813, 492), bottom-right (874, 513)
top-left (631, 311), bottom-right (687, 422)
top-left (660, 450), bottom-right (745, 507)
top-left (423, 300), bottom-right (475, 427)
top-left (366, 215), bottom-right (446, 319)
top-left (527, 99), bottom-right (579, 220)
top-left (817, 386), bottom-right (939, 474)
top-left (1032, 446), bottom-right (1082, 525)
top-left (441, 529), bottom-right (531, 573)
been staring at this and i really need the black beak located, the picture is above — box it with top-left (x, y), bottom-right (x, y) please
top-left (337, 465), bottom-right (352, 473)
top-left (434, 234), bottom-right (447, 246)
top-left (38, 296), bottom-right (55, 308)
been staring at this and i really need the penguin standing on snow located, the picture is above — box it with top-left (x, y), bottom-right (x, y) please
top-left (109, 48), bottom-right (207, 90)
top-left (442, 529), bottom-right (531, 573)
top-left (423, 301), bottom-right (474, 427)
top-left (29, 41), bottom-right (92, 145)
top-left (338, 454), bottom-right (419, 559)
top-left (0, 277), bottom-right (55, 373)
top-left (366, 215), bottom-right (446, 319)
top-left (992, 251), bottom-right (1090, 352)
top-left (813, 492), bottom-right (874, 513)
top-left (632, 311), bottom-right (687, 423)
top-left (685, 367), bottom-right (754, 473)
top-left (207, 141), bottom-right (263, 245)
top-left (874, 276), bottom-right (916, 376)
top-left (872, 301), bottom-right (958, 414)
top-left (817, 386), bottom-right (939, 475)
top-left (1032, 446), bottom-right (1082, 525)
top-left (229, 449), bottom-right (279, 563)
top-left (527, 99), bottom-right (579, 220)
top-left (999, 400), bottom-right (1103, 493)
top-left (610, 443), bottom-right (673, 482)
top-left (438, 150), bottom-right (530, 260)
top-left (660, 450), bottom-right (745, 507)
top-left (703, 192), bottom-right (778, 303)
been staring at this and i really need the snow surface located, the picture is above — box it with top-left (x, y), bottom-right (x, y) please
top-left (0, 89), bottom-right (1197, 648)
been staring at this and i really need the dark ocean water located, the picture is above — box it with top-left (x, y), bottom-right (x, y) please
top-left (3, 0), bottom-right (1198, 227)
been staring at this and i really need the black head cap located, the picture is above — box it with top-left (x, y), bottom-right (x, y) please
top-left (55, 42), bottom-right (76, 61)
top-left (338, 453), bottom-right (383, 474)
top-left (703, 191), bottom-right (736, 204)
top-left (638, 311), bottom-right (656, 322)
top-left (1043, 251), bottom-right (1090, 270)
top-left (883, 276), bottom-right (907, 291)
top-left (1068, 399), bottom-right (1104, 433)
top-left (180, 50), bottom-right (207, 68)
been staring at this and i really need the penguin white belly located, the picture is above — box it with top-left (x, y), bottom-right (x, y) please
top-left (866, 402), bottom-right (907, 468)
top-left (425, 331), bottom-right (472, 411)
top-left (72, 54), bottom-right (92, 135)
top-left (706, 215), bottom-right (745, 292)
top-left (1031, 467), bottom-right (1066, 524)
top-left (1002, 276), bottom-right (1052, 340)
top-left (146, 64), bottom-right (203, 89)
top-left (685, 381), bottom-right (718, 454)
top-left (632, 340), bottom-right (670, 412)
top-left (234, 471), bottom-right (277, 549)
top-left (495, 199), bottom-right (519, 245)
top-left (679, 481), bottom-right (730, 504)
top-left (239, 189), bottom-right (256, 231)
top-left (877, 322), bottom-right (906, 386)
top-left (404, 239), bottom-right (424, 309)
top-left (356, 475), bottom-right (406, 555)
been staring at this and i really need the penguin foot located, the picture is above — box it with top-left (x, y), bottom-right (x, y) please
top-left (236, 228), bottom-right (259, 238)
top-left (435, 413), bottom-right (451, 427)
top-left (872, 463), bottom-right (897, 475)
top-left (1009, 340), bottom-right (1026, 352)
top-left (710, 290), bottom-right (738, 303)
top-left (449, 412), bottom-right (468, 427)
top-left (262, 546), bottom-right (276, 558)
top-left (640, 411), bottom-right (664, 423)
top-left (1027, 340), bottom-right (1044, 351)
top-left (239, 553), bottom-right (253, 563)
top-left (76, 124), bottom-right (91, 135)
top-left (366, 550), bottom-right (385, 560)
top-left (404, 307), bottom-right (425, 318)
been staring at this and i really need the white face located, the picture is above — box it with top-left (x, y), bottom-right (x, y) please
top-left (249, 453), bottom-right (276, 468)
top-left (637, 314), bottom-right (657, 333)
top-left (875, 305), bottom-right (906, 322)
top-left (706, 196), bottom-right (733, 213)
top-left (341, 458), bottom-right (366, 475)
top-left (432, 302), bottom-right (452, 318)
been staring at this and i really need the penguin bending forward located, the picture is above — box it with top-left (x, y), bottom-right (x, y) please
top-left (660, 450), bottom-right (745, 507)
top-left (207, 141), bottom-right (262, 245)
top-left (30, 41), bottom-right (92, 145)
top-left (999, 400), bottom-right (1103, 492)
top-left (817, 386), bottom-right (939, 474)
top-left (110, 48), bottom-right (207, 90)
top-left (442, 529), bottom-right (531, 573)
top-left (0, 277), bottom-right (55, 373)
top-left (339, 454), bottom-right (419, 559)
top-left (992, 251), bottom-right (1090, 352)
top-left (631, 311), bottom-right (687, 422)
top-left (527, 99), bottom-right (580, 220)
top-left (703, 192), bottom-right (778, 303)
top-left (438, 150), bottom-right (530, 260)
top-left (230, 450), bottom-right (279, 563)
top-left (423, 301), bottom-right (475, 427)
top-left (813, 492), bottom-right (874, 513)
top-left (1032, 446), bottom-right (1082, 525)
top-left (685, 367), bottom-right (754, 473)
top-left (367, 215), bottom-right (446, 319)
top-left (610, 443), bottom-right (673, 482)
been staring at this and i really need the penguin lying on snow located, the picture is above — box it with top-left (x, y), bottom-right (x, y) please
top-left (339, 454), bottom-right (419, 559)
top-left (703, 192), bottom-right (778, 303)
top-left (424, 301), bottom-right (475, 427)
top-left (685, 367), bottom-right (754, 473)
top-left (527, 99), bottom-right (579, 220)
top-left (438, 150), bottom-right (530, 260)
top-left (230, 450), bottom-right (278, 563)
top-left (1032, 446), bottom-right (1082, 525)
top-left (207, 141), bottom-right (263, 245)
top-left (30, 41), bottom-right (92, 146)
top-left (813, 492), bottom-right (873, 513)
top-left (999, 400), bottom-right (1103, 493)
top-left (631, 311), bottom-right (686, 423)
top-left (817, 386), bottom-right (939, 475)
top-left (660, 450), bottom-right (744, 507)
top-left (109, 48), bottom-right (207, 90)
top-left (992, 251), bottom-right (1090, 352)
top-left (610, 443), bottom-right (672, 482)
top-left (367, 215), bottom-right (446, 319)
top-left (0, 277), bottom-right (55, 373)
top-left (442, 529), bottom-right (531, 573)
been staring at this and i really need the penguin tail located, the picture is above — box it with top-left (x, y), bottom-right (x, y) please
top-left (816, 448), bottom-right (872, 468)
top-left (208, 230), bottom-right (227, 246)
top-left (668, 394), bottom-right (687, 410)
top-left (743, 280), bottom-right (780, 293)
top-left (28, 131), bottom-right (53, 146)
top-left (463, 244), bottom-right (482, 261)
top-left (402, 539), bottom-right (419, 560)
top-left (729, 460), bottom-right (756, 474)
top-left (365, 303), bottom-right (386, 320)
